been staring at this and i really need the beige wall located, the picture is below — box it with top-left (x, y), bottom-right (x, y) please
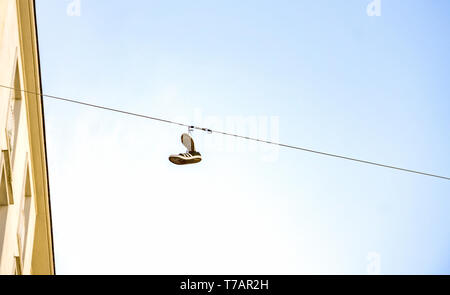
top-left (0, 0), bottom-right (54, 275)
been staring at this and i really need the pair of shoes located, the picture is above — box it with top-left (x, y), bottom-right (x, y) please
top-left (169, 133), bottom-right (202, 165)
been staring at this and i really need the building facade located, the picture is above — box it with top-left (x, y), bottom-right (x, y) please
top-left (0, 0), bottom-right (54, 274)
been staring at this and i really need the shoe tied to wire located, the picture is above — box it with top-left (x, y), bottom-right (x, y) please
top-left (169, 133), bottom-right (202, 165)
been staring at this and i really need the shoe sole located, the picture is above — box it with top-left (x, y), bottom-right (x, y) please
top-left (181, 133), bottom-right (195, 152)
top-left (169, 155), bottom-right (202, 165)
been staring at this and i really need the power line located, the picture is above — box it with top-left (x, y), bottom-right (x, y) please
top-left (1, 84), bottom-right (449, 181)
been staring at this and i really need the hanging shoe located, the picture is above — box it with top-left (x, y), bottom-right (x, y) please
top-left (169, 151), bottom-right (202, 165)
top-left (169, 132), bottom-right (202, 165)
top-left (181, 133), bottom-right (195, 152)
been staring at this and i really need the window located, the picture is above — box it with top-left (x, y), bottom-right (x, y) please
top-left (0, 150), bottom-right (13, 205)
top-left (0, 60), bottom-right (19, 207)
top-left (0, 146), bottom-right (13, 260)
top-left (0, 203), bottom-right (7, 260)
top-left (18, 162), bottom-right (32, 259)
top-left (6, 61), bottom-right (22, 166)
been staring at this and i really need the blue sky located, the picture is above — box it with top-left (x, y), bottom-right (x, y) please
top-left (35, 0), bottom-right (450, 274)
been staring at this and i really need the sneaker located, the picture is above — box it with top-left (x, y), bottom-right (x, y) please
top-left (169, 151), bottom-right (202, 165)
top-left (181, 133), bottom-right (195, 151)
top-left (169, 132), bottom-right (202, 165)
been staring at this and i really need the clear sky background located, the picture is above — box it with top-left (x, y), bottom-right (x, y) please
top-left (35, 0), bottom-right (450, 274)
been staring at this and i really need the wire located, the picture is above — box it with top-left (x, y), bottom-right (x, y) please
top-left (1, 84), bottom-right (449, 181)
